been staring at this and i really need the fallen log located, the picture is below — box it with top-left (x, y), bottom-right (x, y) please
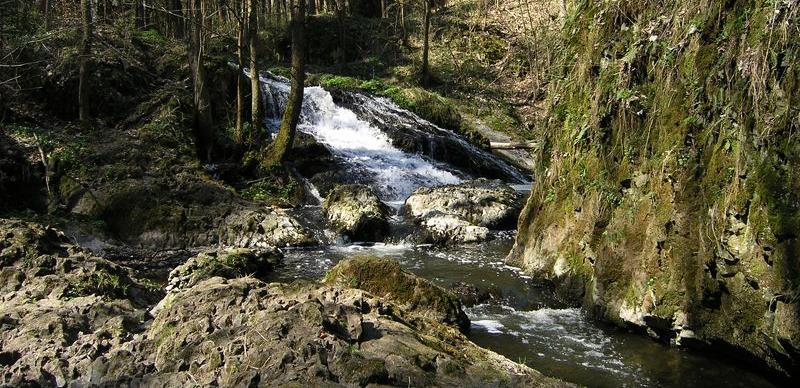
top-left (490, 141), bottom-right (537, 150)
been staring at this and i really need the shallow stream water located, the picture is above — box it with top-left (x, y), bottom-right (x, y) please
top-left (269, 237), bottom-right (777, 388)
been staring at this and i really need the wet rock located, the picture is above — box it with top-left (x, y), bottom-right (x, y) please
top-left (165, 247), bottom-right (281, 291)
top-left (323, 256), bottom-right (470, 333)
top-left (219, 208), bottom-right (317, 248)
top-left (323, 184), bottom-right (391, 242)
top-left (404, 179), bottom-right (524, 244)
top-left (450, 282), bottom-right (502, 308)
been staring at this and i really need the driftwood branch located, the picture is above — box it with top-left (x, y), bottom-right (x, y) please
top-left (490, 141), bottom-right (537, 150)
top-left (31, 133), bottom-right (51, 197)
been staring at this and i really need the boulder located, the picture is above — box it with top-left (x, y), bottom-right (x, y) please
top-left (99, 277), bottom-right (568, 387)
top-left (323, 184), bottom-right (391, 242)
top-left (164, 247), bottom-right (281, 291)
top-left (152, 247), bottom-right (282, 314)
top-left (404, 179), bottom-right (524, 244)
top-left (420, 214), bottom-right (491, 244)
top-left (323, 256), bottom-right (470, 333)
top-left (219, 208), bottom-right (317, 248)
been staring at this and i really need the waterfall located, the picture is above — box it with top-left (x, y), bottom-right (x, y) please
top-left (259, 73), bottom-right (527, 202)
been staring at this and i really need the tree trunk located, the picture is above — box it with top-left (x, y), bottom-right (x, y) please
top-left (400, 0), bottom-right (407, 46)
top-left (78, 0), bottom-right (92, 124)
top-left (335, 0), bottom-right (345, 65)
top-left (421, 0), bottom-right (432, 86)
top-left (188, 0), bottom-right (215, 160)
top-left (135, 0), bottom-right (146, 30)
top-left (249, 0), bottom-right (262, 129)
top-left (236, 0), bottom-right (247, 143)
top-left (39, 0), bottom-right (50, 30)
top-left (170, 0), bottom-right (184, 39)
top-left (263, 0), bottom-right (306, 166)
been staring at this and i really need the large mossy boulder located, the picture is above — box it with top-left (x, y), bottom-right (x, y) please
top-left (404, 179), bottom-right (524, 244)
top-left (323, 256), bottom-right (470, 333)
top-left (323, 184), bottom-right (391, 242)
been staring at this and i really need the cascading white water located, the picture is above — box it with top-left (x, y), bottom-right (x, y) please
top-left (261, 74), bottom-right (462, 201)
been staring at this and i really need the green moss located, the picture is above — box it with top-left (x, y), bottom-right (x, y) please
top-left (137, 28), bottom-right (166, 46)
top-left (63, 269), bottom-right (130, 300)
top-left (155, 322), bottom-right (177, 348)
top-left (239, 166), bottom-right (302, 207)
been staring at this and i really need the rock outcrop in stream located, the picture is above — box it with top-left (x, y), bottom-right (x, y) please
top-left (0, 219), bottom-right (568, 387)
top-left (323, 185), bottom-right (390, 242)
top-left (404, 179), bottom-right (524, 244)
top-left (324, 256), bottom-right (471, 333)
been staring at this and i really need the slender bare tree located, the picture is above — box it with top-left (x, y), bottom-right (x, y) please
top-left (263, 0), bottom-right (306, 166)
top-left (249, 0), bottom-right (262, 129)
top-left (188, 0), bottom-right (215, 160)
top-left (78, 0), bottom-right (92, 124)
top-left (421, 0), bottom-right (432, 86)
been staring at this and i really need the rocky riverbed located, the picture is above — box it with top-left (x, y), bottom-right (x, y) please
top-left (0, 218), bottom-right (568, 387)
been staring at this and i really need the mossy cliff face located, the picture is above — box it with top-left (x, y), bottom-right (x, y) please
top-left (509, 0), bottom-right (799, 378)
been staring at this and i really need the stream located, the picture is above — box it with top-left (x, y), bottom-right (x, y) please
top-left (257, 74), bottom-right (778, 387)
top-left (268, 240), bottom-right (776, 388)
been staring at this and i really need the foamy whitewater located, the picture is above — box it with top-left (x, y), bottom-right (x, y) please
top-left (260, 74), bottom-right (462, 201)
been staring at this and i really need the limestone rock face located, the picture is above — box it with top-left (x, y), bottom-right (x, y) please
top-left (510, 184), bottom-right (800, 377)
top-left (323, 184), bottom-right (390, 242)
top-left (324, 256), bottom-right (470, 333)
top-left (219, 208), bottom-right (317, 248)
top-left (404, 179), bottom-right (524, 244)
top-left (0, 219), bottom-right (159, 387)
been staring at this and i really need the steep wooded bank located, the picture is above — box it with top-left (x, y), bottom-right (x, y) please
top-left (509, 0), bottom-right (799, 379)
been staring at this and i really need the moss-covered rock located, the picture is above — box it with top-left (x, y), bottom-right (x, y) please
top-left (323, 256), bottom-right (470, 333)
top-left (509, 0), bottom-right (800, 378)
top-left (323, 184), bottom-right (390, 242)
